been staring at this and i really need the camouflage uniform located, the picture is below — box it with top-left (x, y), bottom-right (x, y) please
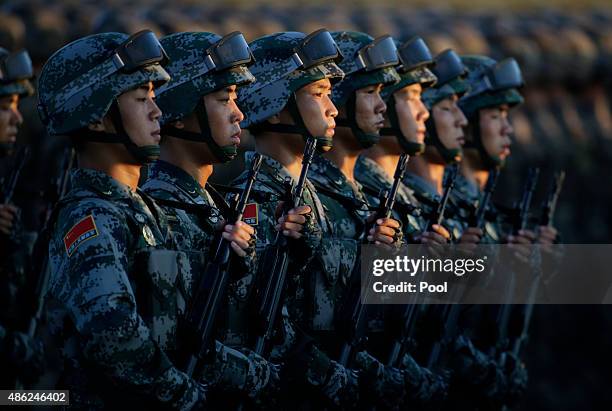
top-left (232, 151), bottom-right (361, 408)
top-left (141, 161), bottom-right (277, 404)
top-left (355, 155), bottom-right (425, 240)
top-left (47, 168), bottom-right (205, 409)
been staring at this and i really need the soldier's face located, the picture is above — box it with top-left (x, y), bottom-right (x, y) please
top-left (432, 95), bottom-right (467, 150)
top-left (0, 94), bottom-right (23, 156)
top-left (295, 78), bottom-right (337, 150)
top-left (115, 82), bottom-right (161, 147)
top-left (479, 105), bottom-right (513, 161)
top-left (204, 85), bottom-right (244, 148)
top-left (355, 83), bottom-right (386, 135)
top-left (393, 83), bottom-right (429, 144)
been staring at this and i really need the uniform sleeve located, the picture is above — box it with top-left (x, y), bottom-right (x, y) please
top-left (48, 202), bottom-right (205, 409)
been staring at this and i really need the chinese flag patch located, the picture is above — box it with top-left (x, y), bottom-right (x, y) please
top-left (243, 203), bottom-right (258, 226)
top-left (64, 215), bottom-right (99, 257)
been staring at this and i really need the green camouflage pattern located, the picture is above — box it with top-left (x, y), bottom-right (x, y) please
top-left (459, 55), bottom-right (524, 119)
top-left (47, 168), bottom-right (205, 409)
top-left (355, 155), bottom-right (425, 241)
top-left (157, 32), bottom-right (255, 125)
top-left (238, 32), bottom-right (344, 128)
top-left (37, 33), bottom-right (170, 136)
top-left (330, 31), bottom-right (400, 108)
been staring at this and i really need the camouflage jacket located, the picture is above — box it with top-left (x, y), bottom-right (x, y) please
top-left (231, 151), bottom-right (360, 408)
top-left (47, 168), bottom-right (205, 410)
top-left (403, 171), bottom-right (465, 242)
top-left (355, 155), bottom-right (426, 241)
top-left (140, 160), bottom-right (277, 403)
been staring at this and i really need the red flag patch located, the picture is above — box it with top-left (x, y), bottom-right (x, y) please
top-left (64, 215), bottom-right (99, 257)
top-left (243, 203), bottom-right (258, 226)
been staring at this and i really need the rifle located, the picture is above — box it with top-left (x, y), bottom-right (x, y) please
top-left (2, 145), bottom-right (30, 205)
top-left (420, 164), bottom-right (466, 369)
top-left (495, 168), bottom-right (542, 366)
top-left (16, 147), bottom-right (75, 389)
top-left (513, 167), bottom-right (540, 233)
top-left (539, 171), bottom-right (565, 227)
top-left (251, 137), bottom-right (317, 356)
top-left (425, 163), bottom-right (459, 231)
top-left (336, 154), bottom-right (409, 366)
top-left (181, 153), bottom-right (263, 376)
top-left (469, 168), bottom-right (500, 229)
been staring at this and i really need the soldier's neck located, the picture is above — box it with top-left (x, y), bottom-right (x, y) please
top-left (363, 145), bottom-right (401, 181)
top-left (461, 154), bottom-right (489, 190)
top-left (406, 155), bottom-right (445, 195)
top-left (323, 128), bottom-right (361, 182)
top-left (159, 141), bottom-right (213, 189)
top-left (78, 144), bottom-right (141, 191)
top-left (255, 134), bottom-right (304, 179)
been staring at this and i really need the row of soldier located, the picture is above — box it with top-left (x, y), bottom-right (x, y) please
top-left (0, 27), bottom-right (562, 409)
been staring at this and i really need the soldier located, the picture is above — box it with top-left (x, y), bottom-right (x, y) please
top-left (139, 31), bottom-right (279, 406)
top-left (38, 30), bottom-right (207, 408)
top-left (355, 37), bottom-right (448, 244)
top-left (231, 29), bottom-right (362, 407)
top-left (306, 31), bottom-right (447, 409)
top-left (0, 47), bottom-right (44, 388)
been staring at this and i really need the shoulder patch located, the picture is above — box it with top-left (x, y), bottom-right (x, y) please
top-left (243, 203), bottom-right (258, 226)
top-left (64, 214), bottom-right (99, 256)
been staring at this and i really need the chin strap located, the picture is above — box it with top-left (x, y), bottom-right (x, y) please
top-left (336, 93), bottom-right (380, 149)
top-left (255, 94), bottom-right (332, 154)
top-left (79, 102), bottom-right (160, 164)
top-left (464, 112), bottom-right (504, 169)
top-left (424, 115), bottom-right (462, 164)
top-left (0, 142), bottom-right (15, 157)
top-left (161, 101), bottom-right (238, 163)
top-left (381, 97), bottom-right (426, 156)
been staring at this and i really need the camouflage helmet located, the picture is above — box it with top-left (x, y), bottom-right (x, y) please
top-left (38, 30), bottom-right (170, 163)
top-left (331, 31), bottom-right (400, 149)
top-left (421, 49), bottom-right (469, 164)
top-left (238, 29), bottom-right (344, 151)
top-left (380, 37), bottom-right (437, 156)
top-left (239, 30), bottom-right (343, 126)
top-left (459, 55), bottom-right (524, 119)
top-left (381, 37), bottom-right (437, 102)
top-left (0, 48), bottom-right (34, 98)
top-left (157, 31), bottom-right (255, 162)
top-left (422, 49), bottom-right (469, 109)
top-left (459, 55), bottom-right (524, 168)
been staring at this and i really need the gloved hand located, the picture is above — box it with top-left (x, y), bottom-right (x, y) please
top-left (500, 351), bottom-right (528, 407)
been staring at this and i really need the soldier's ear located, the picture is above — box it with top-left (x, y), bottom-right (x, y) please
top-left (267, 113), bottom-right (281, 125)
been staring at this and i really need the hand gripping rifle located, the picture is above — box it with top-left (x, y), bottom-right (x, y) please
top-left (336, 154), bottom-right (409, 366)
top-left (181, 153), bottom-right (263, 376)
top-left (425, 163), bottom-right (459, 231)
top-left (251, 137), bottom-right (317, 356)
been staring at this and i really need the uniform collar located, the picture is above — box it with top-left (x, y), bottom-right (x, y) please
top-left (147, 160), bottom-right (206, 200)
top-left (403, 171), bottom-right (440, 201)
top-left (310, 155), bottom-right (364, 201)
top-left (70, 168), bottom-right (134, 200)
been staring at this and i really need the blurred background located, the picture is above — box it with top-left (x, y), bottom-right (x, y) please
top-left (2, 0), bottom-right (611, 409)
